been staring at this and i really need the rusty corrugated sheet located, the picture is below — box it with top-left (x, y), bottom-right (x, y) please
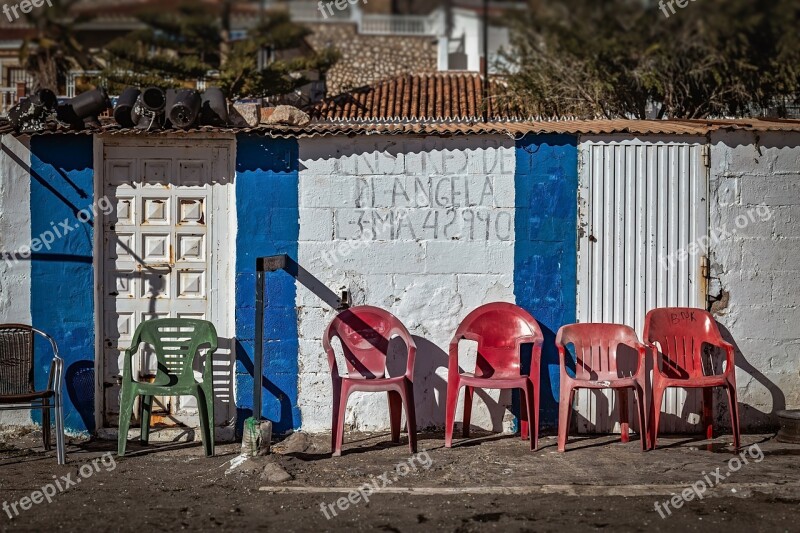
top-left (8, 117), bottom-right (800, 138)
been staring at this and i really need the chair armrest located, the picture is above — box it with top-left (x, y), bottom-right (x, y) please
top-left (33, 329), bottom-right (62, 392)
top-left (202, 347), bottom-right (217, 381)
top-left (556, 344), bottom-right (571, 376)
top-left (46, 357), bottom-right (63, 393)
top-left (621, 340), bottom-right (650, 378)
top-left (450, 331), bottom-right (483, 346)
top-left (322, 334), bottom-right (339, 377)
top-left (448, 332), bottom-right (483, 375)
top-left (647, 342), bottom-right (671, 378)
top-left (712, 340), bottom-right (736, 376)
top-left (405, 344), bottom-right (417, 382)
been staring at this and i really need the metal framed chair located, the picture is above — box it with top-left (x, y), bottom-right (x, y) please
top-left (0, 324), bottom-right (65, 464)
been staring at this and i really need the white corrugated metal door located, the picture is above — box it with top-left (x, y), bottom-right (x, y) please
top-left (576, 135), bottom-right (709, 434)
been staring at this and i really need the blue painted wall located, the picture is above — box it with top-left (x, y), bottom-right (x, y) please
top-left (29, 135), bottom-right (96, 434)
top-left (234, 135), bottom-right (301, 435)
top-left (514, 134), bottom-right (579, 428)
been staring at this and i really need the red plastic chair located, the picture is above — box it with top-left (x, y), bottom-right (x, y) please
top-left (556, 323), bottom-right (649, 452)
top-left (644, 307), bottom-right (740, 450)
top-left (445, 302), bottom-right (543, 450)
top-left (324, 306), bottom-right (417, 456)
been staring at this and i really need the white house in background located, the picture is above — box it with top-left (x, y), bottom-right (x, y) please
top-left (267, 0), bottom-right (512, 73)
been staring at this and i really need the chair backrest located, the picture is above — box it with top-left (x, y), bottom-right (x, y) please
top-left (325, 306), bottom-right (415, 379)
top-left (556, 323), bottom-right (642, 380)
top-left (644, 307), bottom-right (721, 379)
top-left (0, 324), bottom-right (35, 396)
top-left (130, 319), bottom-right (218, 385)
top-left (453, 302), bottom-right (543, 378)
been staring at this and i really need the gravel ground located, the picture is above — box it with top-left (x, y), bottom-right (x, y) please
top-left (1, 427), bottom-right (798, 532)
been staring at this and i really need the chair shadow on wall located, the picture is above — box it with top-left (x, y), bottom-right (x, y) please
top-left (654, 322), bottom-right (784, 445)
top-left (718, 322), bottom-right (785, 431)
top-left (65, 360), bottom-right (95, 433)
top-left (570, 320), bottom-right (786, 449)
top-left (409, 335), bottom-right (534, 441)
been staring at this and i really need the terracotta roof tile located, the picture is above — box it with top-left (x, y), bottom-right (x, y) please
top-left (308, 72), bottom-right (521, 123)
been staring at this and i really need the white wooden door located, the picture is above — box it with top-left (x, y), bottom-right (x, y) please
top-left (576, 136), bottom-right (709, 434)
top-left (98, 140), bottom-right (234, 429)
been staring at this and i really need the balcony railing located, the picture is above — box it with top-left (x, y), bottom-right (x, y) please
top-left (260, 1), bottom-right (441, 36)
top-left (0, 87), bottom-right (18, 118)
top-left (359, 14), bottom-right (436, 35)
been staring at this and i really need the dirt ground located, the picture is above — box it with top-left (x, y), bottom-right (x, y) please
top-left (1, 428), bottom-right (799, 532)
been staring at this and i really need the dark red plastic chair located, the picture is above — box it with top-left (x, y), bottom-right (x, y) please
top-left (644, 307), bottom-right (740, 450)
top-left (445, 303), bottom-right (543, 450)
top-left (324, 306), bottom-right (417, 456)
top-left (556, 323), bottom-right (649, 452)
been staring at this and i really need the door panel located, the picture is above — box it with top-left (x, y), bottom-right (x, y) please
top-left (99, 142), bottom-right (233, 429)
top-left (576, 137), bottom-right (709, 434)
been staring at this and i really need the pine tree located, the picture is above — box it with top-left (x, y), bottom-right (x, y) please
top-left (20, 0), bottom-right (97, 93)
top-left (102, 3), bottom-right (337, 100)
top-left (101, 3), bottom-right (222, 91)
top-left (219, 10), bottom-right (338, 100)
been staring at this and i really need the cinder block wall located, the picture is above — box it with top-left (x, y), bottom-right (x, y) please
top-left (0, 135), bottom-right (33, 426)
top-left (710, 130), bottom-right (800, 430)
top-left (294, 134), bottom-right (578, 432)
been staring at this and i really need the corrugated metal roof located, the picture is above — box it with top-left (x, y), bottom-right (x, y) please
top-left (6, 117), bottom-right (800, 138)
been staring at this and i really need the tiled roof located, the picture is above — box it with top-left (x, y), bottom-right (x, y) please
top-left (307, 73), bottom-right (523, 123)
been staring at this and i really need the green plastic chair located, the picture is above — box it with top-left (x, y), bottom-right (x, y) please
top-left (117, 318), bottom-right (217, 457)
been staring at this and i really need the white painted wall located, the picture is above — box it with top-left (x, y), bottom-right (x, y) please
top-left (0, 134), bottom-right (32, 426)
top-left (297, 135), bottom-right (517, 432)
top-left (710, 130), bottom-right (800, 430)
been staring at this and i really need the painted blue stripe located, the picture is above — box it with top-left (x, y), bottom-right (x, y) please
top-left (29, 135), bottom-right (95, 434)
top-left (234, 135), bottom-right (300, 435)
top-left (514, 134), bottom-right (579, 428)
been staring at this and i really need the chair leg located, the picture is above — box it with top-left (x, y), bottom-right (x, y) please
top-left (444, 376), bottom-right (460, 448)
top-left (518, 387), bottom-right (530, 442)
top-left (331, 381), bottom-right (349, 457)
top-left (206, 384), bottom-right (215, 457)
top-left (618, 388), bottom-right (630, 443)
top-left (462, 386), bottom-right (474, 438)
top-left (42, 398), bottom-right (51, 451)
top-left (196, 386), bottom-right (214, 457)
top-left (557, 384), bottom-right (575, 452)
top-left (634, 385), bottom-right (649, 451)
top-left (522, 384), bottom-right (536, 451)
top-left (532, 377), bottom-right (540, 450)
top-left (388, 391), bottom-right (402, 444)
top-left (703, 388), bottom-right (714, 441)
top-left (117, 386), bottom-right (136, 457)
top-left (725, 382), bottom-right (741, 451)
top-left (55, 393), bottom-right (66, 465)
top-left (651, 384), bottom-right (665, 450)
top-left (401, 380), bottom-right (417, 454)
top-left (140, 395), bottom-right (153, 445)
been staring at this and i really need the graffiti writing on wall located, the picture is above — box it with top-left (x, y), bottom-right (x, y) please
top-left (340, 175), bottom-right (514, 242)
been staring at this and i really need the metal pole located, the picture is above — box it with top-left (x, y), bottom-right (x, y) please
top-left (482, 0), bottom-right (489, 122)
top-left (253, 265), bottom-right (265, 421)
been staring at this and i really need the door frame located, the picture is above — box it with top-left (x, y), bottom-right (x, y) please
top-left (92, 134), bottom-right (237, 432)
top-left (574, 134), bottom-right (710, 434)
